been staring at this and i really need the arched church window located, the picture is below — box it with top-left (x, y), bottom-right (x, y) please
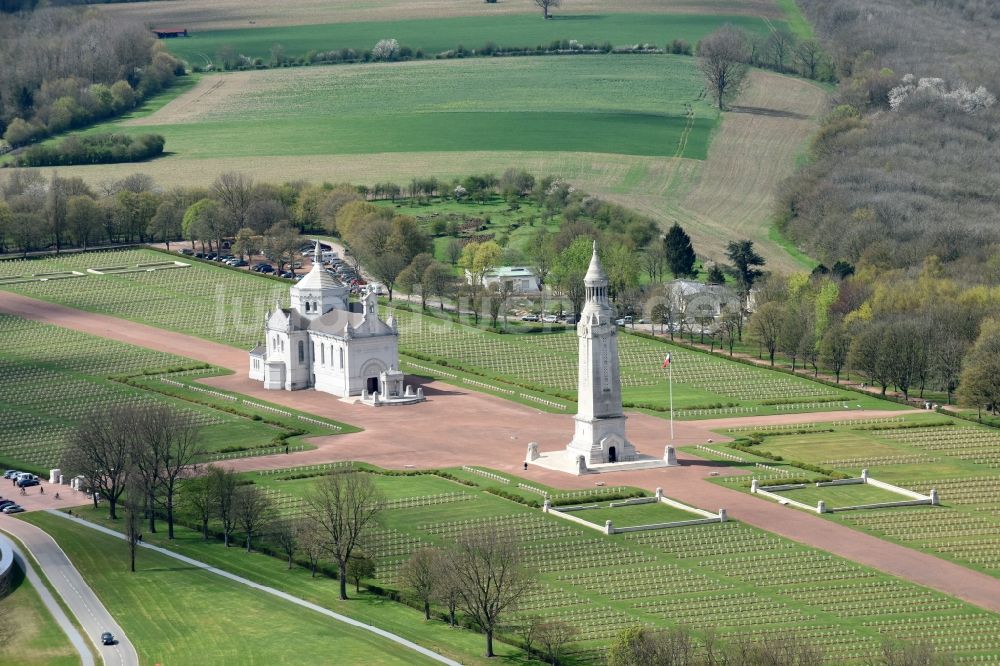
top-left (339, 348), bottom-right (344, 368)
top-left (321, 344), bottom-right (326, 365)
top-left (298, 340), bottom-right (304, 363)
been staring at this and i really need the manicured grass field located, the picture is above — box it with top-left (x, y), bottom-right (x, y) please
top-left (18, 513), bottom-right (436, 666)
top-left (0, 563), bottom-right (80, 666)
top-left (165, 14), bottom-right (782, 66)
top-left (714, 414), bottom-right (1000, 578)
top-left (0, 311), bottom-right (350, 471)
top-left (773, 483), bottom-right (913, 509)
top-left (96, 56), bottom-right (716, 160)
top-left (569, 501), bottom-right (702, 527)
top-left (56, 468), bottom-right (1000, 662)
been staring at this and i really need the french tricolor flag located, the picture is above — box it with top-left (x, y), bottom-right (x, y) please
top-left (661, 353), bottom-right (672, 368)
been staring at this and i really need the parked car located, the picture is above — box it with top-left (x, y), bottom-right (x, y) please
top-left (178, 248), bottom-right (193, 256)
top-left (2, 504), bottom-right (23, 514)
top-left (252, 263), bottom-right (273, 273)
top-left (280, 271), bottom-right (294, 279)
top-left (520, 314), bottom-right (539, 322)
top-left (0, 500), bottom-right (16, 510)
top-left (542, 315), bottom-right (559, 323)
top-left (101, 632), bottom-right (115, 646)
top-left (616, 316), bottom-right (633, 326)
top-left (3, 470), bottom-right (20, 479)
top-left (16, 473), bottom-right (37, 482)
top-left (17, 478), bottom-right (39, 488)
top-left (230, 259), bottom-right (248, 267)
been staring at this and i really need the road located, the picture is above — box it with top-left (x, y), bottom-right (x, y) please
top-left (0, 516), bottom-right (139, 666)
top-left (50, 510), bottom-right (461, 666)
top-left (1, 533), bottom-right (94, 666)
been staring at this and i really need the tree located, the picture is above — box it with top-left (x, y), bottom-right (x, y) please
top-left (234, 485), bottom-right (272, 552)
top-left (550, 236), bottom-right (594, 321)
top-left (706, 263), bottom-right (726, 285)
top-left (306, 470), bottom-right (386, 600)
top-left (459, 240), bottom-right (503, 325)
top-left (261, 221), bottom-right (301, 273)
top-left (212, 171), bottom-right (254, 234)
top-left (795, 39), bottom-right (824, 79)
top-left (850, 321), bottom-right (895, 396)
top-left (346, 551), bottom-right (376, 593)
top-left (533, 0), bottom-right (560, 19)
top-left (451, 529), bottom-right (535, 657)
top-left (66, 195), bottom-right (104, 250)
top-left (298, 519), bottom-right (326, 577)
top-left (608, 625), bottom-right (696, 666)
top-left (271, 519), bottom-right (299, 570)
top-left (958, 319), bottom-right (1000, 416)
top-left (400, 547), bottom-right (441, 620)
top-left (750, 300), bottom-right (784, 366)
top-left (398, 252), bottom-right (435, 308)
top-left (147, 199), bottom-right (183, 250)
top-left (211, 466), bottom-right (239, 547)
top-left (64, 407), bottom-right (134, 520)
top-left (820, 320), bottom-right (851, 383)
top-left (663, 223), bottom-right (696, 277)
top-left (182, 471), bottom-right (218, 540)
top-left (698, 25), bottom-right (748, 110)
top-left (726, 239), bottom-right (765, 296)
top-left (766, 26), bottom-right (796, 72)
top-left (231, 227), bottom-right (257, 262)
top-left (123, 474), bottom-right (144, 573)
top-left (718, 305), bottom-right (741, 356)
top-left (182, 198), bottom-right (220, 252)
top-left (778, 303), bottom-right (807, 371)
top-left (431, 551), bottom-right (462, 626)
top-left (536, 620), bottom-right (576, 666)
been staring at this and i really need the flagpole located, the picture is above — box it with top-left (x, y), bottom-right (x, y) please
top-left (669, 361), bottom-right (674, 442)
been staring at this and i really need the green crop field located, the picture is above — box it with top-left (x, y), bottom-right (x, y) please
top-left (18, 513), bottom-right (437, 666)
top-left (165, 14), bottom-right (782, 67)
top-left (71, 55), bottom-right (715, 161)
top-left (53, 468), bottom-right (1000, 662)
top-left (713, 414), bottom-right (1000, 578)
top-left (0, 311), bottom-right (352, 472)
top-left (0, 563), bottom-right (81, 666)
top-left (0, 248), bottom-right (894, 419)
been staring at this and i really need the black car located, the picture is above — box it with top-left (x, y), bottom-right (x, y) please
top-left (101, 632), bottom-right (115, 646)
top-left (0, 499), bottom-right (16, 510)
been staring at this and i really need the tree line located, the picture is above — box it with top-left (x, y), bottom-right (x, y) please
top-left (0, 6), bottom-right (185, 148)
top-left (13, 132), bottom-right (165, 167)
top-left (775, 0), bottom-right (1000, 284)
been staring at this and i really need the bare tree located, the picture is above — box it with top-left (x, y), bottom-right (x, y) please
top-left (765, 26), bottom-right (796, 72)
top-left (271, 519), bottom-right (299, 569)
top-left (234, 485), bottom-right (273, 552)
top-left (182, 469), bottom-right (218, 540)
top-left (154, 413), bottom-right (201, 540)
top-left (431, 553), bottom-right (462, 626)
top-left (536, 620), bottom-right (576, 666)
top-left (212, 172), bottom-right (255, 238)
top-left (297, 519), bottom-right (326, 577)
top-left (305, 470), bottom-right (385, 600)
top-left (123, 474), bottom-right (144, 573)
top-left (749, 301), bottom-right (785, 366)
top-left (64, 408), bottom-right (135, 519)
top-left (697, 25), bottom-right (748, 110)
top-left (533, 0), bottom-right (560, 19)
top-left (451, 529), bottom-right (535, 657)
top-left (795, 39), bottom-right (824, 79)
top-left (400, 547), bottom-right (441, 620)
top-left (211, 466), bottom-right (239, 547)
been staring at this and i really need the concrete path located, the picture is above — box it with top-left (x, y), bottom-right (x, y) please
top-left (1, 533), bottom-right (94, 666)
top-left (0, 516), bottom-right (138, 666)
top-left (4, 292), bottom-right (1000, 615)
top-left (49, 510), bottom-right (460, 666)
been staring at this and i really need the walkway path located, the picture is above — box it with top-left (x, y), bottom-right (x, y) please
top-left (0, 517), bottom-right (138, 666)
top-left (3, 292), bottom-right (1000, 614)
top-left (49, 510), bottom-right (460, 666)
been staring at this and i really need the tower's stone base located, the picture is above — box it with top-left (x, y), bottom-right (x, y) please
top-left (529, 449), bottom-right (670, 476)
top-left (566, 415), bottom-right (637, 466)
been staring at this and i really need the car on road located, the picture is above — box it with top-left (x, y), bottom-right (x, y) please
top-left (0, 500), bottom-right (16, 510)
top-left (101, 632), bottom-right (115, 646)
top-left (520, 314), bottom-right (539, 322)
top-left (542, 315), bottom-right (559, 323)
top-left (2, 504), bottom-right (24, 514)
top-left (3, 470), bottom-right (21, 479)
top-left (616, 316), bottom-right (633, 326)
top-left (16, 478), bottom-right (39, 488)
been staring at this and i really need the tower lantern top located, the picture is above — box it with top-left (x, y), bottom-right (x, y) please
top-left (584, 240), bottom-right (609, 287)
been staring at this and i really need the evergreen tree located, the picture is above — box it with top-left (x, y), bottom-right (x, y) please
top-left (663, 223), bottom-right (696, 277)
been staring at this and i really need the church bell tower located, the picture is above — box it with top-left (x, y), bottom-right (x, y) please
top-left (566, 242), bottom-right (636, 465)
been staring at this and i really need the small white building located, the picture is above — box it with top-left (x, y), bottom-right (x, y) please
top-left (667, 280), bottom-right (742, 321)
top-left (465, 266), bottom-right (541, 294)
top-left (249, 242), bottom-right (422, 404)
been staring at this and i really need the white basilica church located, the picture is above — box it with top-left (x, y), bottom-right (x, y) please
top-left (249, 242), bottom-right (423, 405)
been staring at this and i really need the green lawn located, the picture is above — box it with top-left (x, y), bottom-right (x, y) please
top-left (70, 55), bottom-right (716, 161)
top-left (166, 13), bottom-right (783, 66)
top-left (18, 513), bottom-right (440, 666)
top-left (567, 501), bottom-right (702, 527)
top-left (773, 483), bottom-right (915, 509)
top-left (52, 468), bottom-right (1000, 663)
top-left (0, 563), bottom-right (80, 666)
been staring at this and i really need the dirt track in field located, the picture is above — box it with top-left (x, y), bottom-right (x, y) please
top-left (4, 290), bottom-right (1000, 614)
top-left (99, 0), bottom-right (784, 31)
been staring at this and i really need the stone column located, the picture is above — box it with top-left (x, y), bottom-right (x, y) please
top-left (751, 479), bottom-right (759, 493)
top-left (543, 498), bottom-right (551, 513)
top-left (655, 487), bottom-right (663, 500)
top-left (930, 489), bottom-right (939, 505)
top-left (604, 520), bottom-right (614, 535)
top-left (816, 500), bottom-right (827, 514)
top-left (49, 468), bottom-right (61, 484)
top-left (719, 508), bottom-right (728, 522)
top-left (526, 442), bottom-right (540, 461)
top-left (861, 468), bottom-right (869, 482)
top-left (576, 455), bottom-right (588, 476)
top-left (664, 446), bottom-right (678, 466)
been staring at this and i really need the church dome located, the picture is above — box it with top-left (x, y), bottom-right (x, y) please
top-left (584, 241), bottom-right (609, 286)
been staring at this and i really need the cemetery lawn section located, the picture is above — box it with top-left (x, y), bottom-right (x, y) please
top-left (0, 248), bottom-right (896, 419)
top-left (711, 413), bottom-right (1000, 578)
top-left (0, 311), bottom-right (354, 472)
top-left (17, 513), bottom-right (435, 666)
top-left (771, 484), bottom-right (911, 509)
top-left (570, 502), bottom-right (704, 527)
top-left (163, 14), bottom-right (782, 67)
top-left (0, 562), bottom-right (81, 666)
top-left (57, 468), bottom-right (1000, 663)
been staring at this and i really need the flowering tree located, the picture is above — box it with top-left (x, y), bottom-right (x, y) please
top-left (889, 74), bottom-right (996, 114)
top-left (372, 38), bottom-right (400, 61)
